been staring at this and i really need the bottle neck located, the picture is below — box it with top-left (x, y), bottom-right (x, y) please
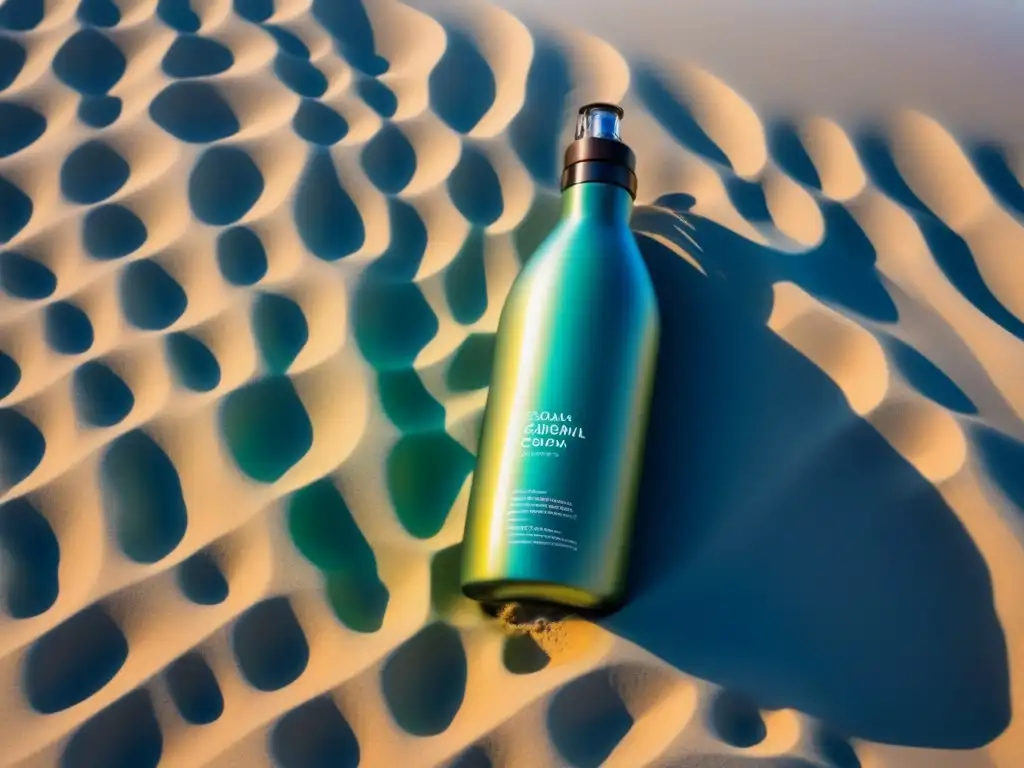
top-left (561, 181), bottom-right (634, 224)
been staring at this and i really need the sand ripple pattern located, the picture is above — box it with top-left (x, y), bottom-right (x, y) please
top-left (0, 0), bottom-right (1023, 766)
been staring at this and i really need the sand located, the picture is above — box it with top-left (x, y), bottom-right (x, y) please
top-left (0, 0), bottom-right (1022, 765)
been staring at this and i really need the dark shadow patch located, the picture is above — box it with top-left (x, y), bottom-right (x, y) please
top-left (970, 142), bottom-right (1024, 216)
top-left (0, 351), bottom-right (19, 398)
top-left (252, 291), bottom-right (308, 373)
top-left (356, 77), bottom-right (397, 118)
top-left (310, 0), bottom-right (387, 76)
top-left (0, 0), bottom-right (43, 32)
top-left (150, 81), bottom-right (240, 143)
top-left (232, 596), bottom-right (310, 691)
top-left (377, 368), bottom-right (444, 433)
top-left (0, 101), bottom-right (45, 158)
top-left (77, 95), bottom-right (121, 128)
top-left (448, 145), bottom-right (503, 226)
top-left (288, 478), bottom-right (389, 633)
top-left (166, 331), bottom-right (221, 392)
top-left (292, 98), bottom-right (348, 146)
top-left (920, 212), bottom-right (1024, 342)
top-left (294, 148), bottom-right (364, 260)
top-left (361, 123), bottom-right (415, 195)
top-left (217, 225), bottom-right (268, 285)
top-left (44, 301), bottom-right (93, 355)
top-left (82, 203), bottom-right (146, 260)
top-left (429, 543), bottom-right (463, 617)
top-left (0, 496), bottom-right (59, 619)
top-left (101, 429), bottom-right (188, 563)
top-left (445, 332), bottom-right (494, 393)
top-left (548, 668), bottom-right (633, 768)
top-left (165, 651), bottom-right (223, 725)
top-left (448, 745), bottom-right (492, 768)
top-left (0, 408), bottom-right (44, 490)
top-left (220, 375), bottom-right (312, 483)
top-left (381, 622), bottom-right (466, 736)
top-left (767, 120), bottom-right (822, 190)
top-left (725, 176), bottom-right (773, 225)
top-left (61, 688), bottom-right (163, 768)
top-left (387, 430), bottom-right (473, 539)
top-left (0, 174), bottom-right (32, 244)
top-left (120, 258), bottom-right (187, 330)
top-left (265, 25), bottom-right (309, 58)
top-left (24, 603), bottom-right (128, 714)
top-left (974, 426), bottom-right (1024, 522)
top-left (884, 336), bottom-right (976, 414)
top-left (0, 250), bottom-right (56, 299)
top-left (157, 0), bottom-right (201, 33)
top-left (77, 0), bottom-right (121, 27)
top-left (233, 0), bottom-right (273, 22)
top-left (364, 197), bottom-right (426, 281)
top-left (274, 53), bottom-right (328, 98)
top-left (60, 139), bottom-right (130, 204)
top-left (176, 548), bottom-right (228, 604)
top-left (323, 569), bottom-right (390, 634)
top-left (444, 229), bottom-right (487, 326)
top-left (72, 360), bottom-right (134, 427)
top-left (271, 696), bottom-right (360, 768)
top-left (811, 725), bottom-right (862, 768)
top-left (855, 131), bottom-right (931, 216)
top-left (502, 633), bottom-right (549, 675)
top-left (708, 689), bottom-right (767, 748)
top-left (802, 202), bottom-right (899, 322)
top-left (162, 34), bottom-right (234, 78)
top-left (53, 28), bottom-right (125, 95)
top-left (188, 145), bottom-right (263, 225)
top-left (428, 26), bottom-right (494, 134)
top-left (0, 35), bottom-right (27, 92)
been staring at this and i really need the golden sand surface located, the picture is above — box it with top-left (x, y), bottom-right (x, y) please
top-left (0, 0), bottom-right (1022, 766)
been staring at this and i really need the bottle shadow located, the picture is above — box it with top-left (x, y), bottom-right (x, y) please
top-left (599, 197), bottom-right (1011, 750)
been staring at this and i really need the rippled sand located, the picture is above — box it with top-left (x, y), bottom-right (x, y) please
top-left (0, 0), bottom-right (1022, 766)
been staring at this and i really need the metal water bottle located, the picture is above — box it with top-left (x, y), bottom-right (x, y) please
top-left (460, 103), bottom-right (660, 611)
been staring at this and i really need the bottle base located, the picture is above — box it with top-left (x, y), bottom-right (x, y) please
top-left (461, 578), bottom-right (623, 615)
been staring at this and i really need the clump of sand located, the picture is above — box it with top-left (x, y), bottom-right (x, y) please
top-left (494, 602), bottom-right (574, 656)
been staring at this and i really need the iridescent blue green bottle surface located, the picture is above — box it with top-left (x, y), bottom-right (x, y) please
top-left (461, 172), bottom-right (660, 611)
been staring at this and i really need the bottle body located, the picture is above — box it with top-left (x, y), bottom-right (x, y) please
top-left (460, 182), bottom-right (659, 611)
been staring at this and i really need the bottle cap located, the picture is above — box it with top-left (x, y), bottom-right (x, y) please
top-left (561, 102), bottom-right (637, 198)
